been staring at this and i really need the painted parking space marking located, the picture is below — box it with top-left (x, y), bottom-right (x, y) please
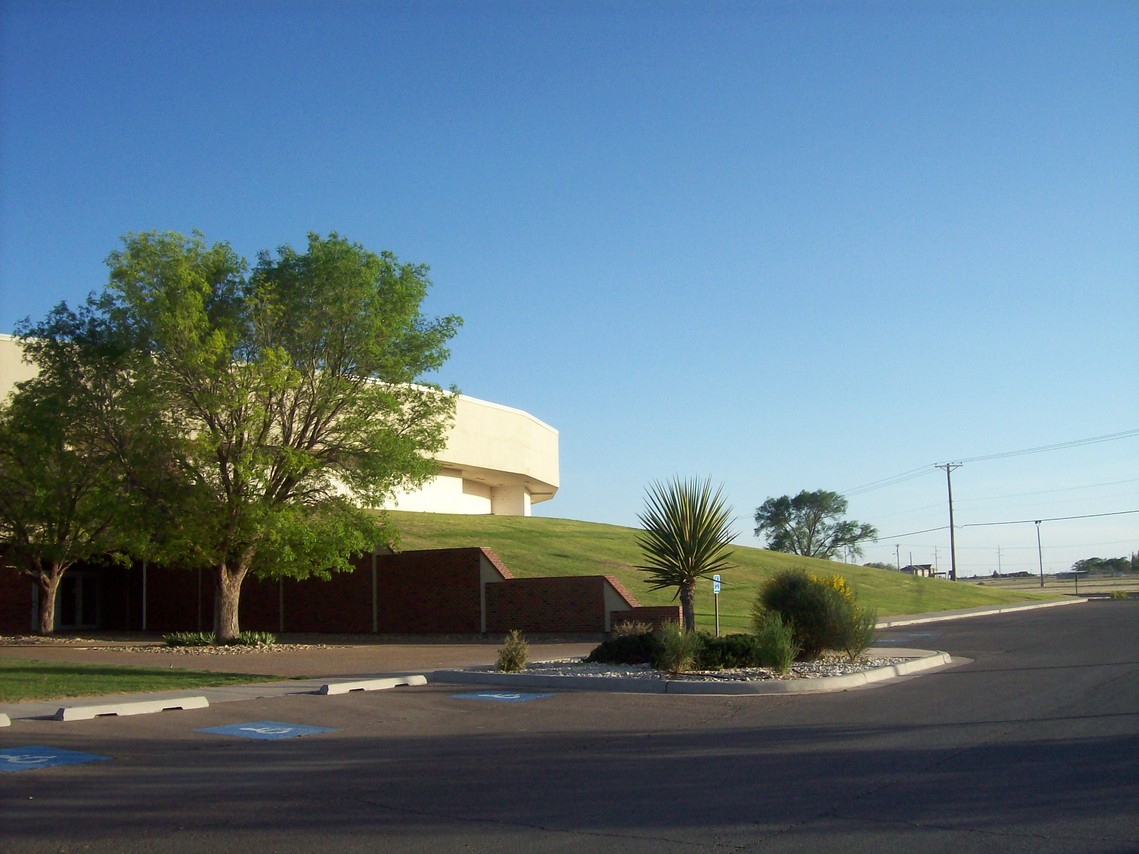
top-left (195, 720), bottom-right (336, 740)
top-left (0, 746), bottom-right (110, 773)
top-left (876, 631), bottom-right (939, 644)
top-left (452, 691), bottom-right (554, 703)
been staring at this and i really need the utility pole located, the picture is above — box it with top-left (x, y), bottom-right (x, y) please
top-left (1035, 520), bottom-right (1045, 588)
top-left (936, 463), bottom-right (963, 581)
top-left (895, 544), bottom-right (901, 571)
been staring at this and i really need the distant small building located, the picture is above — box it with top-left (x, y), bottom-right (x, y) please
top-left (901, 564), bottom-right (935, 578)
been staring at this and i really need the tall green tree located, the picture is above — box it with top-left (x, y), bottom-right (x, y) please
top-left (0, 328), bottom-right (139, 633)
top-left (637, 477), bottom-right (736, 632)
top-left (25, 230), bottom-right (462, 640)
top-left (753, 489), bottom-right (878, 560)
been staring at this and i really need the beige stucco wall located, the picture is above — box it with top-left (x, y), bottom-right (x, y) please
top-left (383, 393), bottom-right (559, 515)
top-left (0, 333), bottom-right (559, 516)
top-left (0, 334), bottom-right (37, 403)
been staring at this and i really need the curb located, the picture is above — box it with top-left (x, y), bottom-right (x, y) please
top-left (54, 695), bottom-right (209, 721)
top-left (318, 675), bottom-right (428, 695)
top-left (876, 597), bottom-right (1086, 629)
top-left (429, 648), bottom-right (955, 696)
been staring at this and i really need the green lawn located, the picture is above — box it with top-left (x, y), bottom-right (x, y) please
top-left (0, 659), bottom-right (281, 703)
top-left (389, 511), bottom-right (1062, 633)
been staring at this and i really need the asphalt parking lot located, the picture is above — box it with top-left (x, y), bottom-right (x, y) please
top-left (2, 600), bottom-right (1136, 853)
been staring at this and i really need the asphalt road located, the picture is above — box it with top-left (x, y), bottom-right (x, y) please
top-left (2, 600), bottom-right (1136, 853)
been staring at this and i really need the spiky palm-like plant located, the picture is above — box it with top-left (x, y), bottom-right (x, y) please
top-left (637, 477), bottom-right (736, 632)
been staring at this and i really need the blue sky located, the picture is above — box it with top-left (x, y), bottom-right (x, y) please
top-left (2, 0), bottom-right (1136, 577)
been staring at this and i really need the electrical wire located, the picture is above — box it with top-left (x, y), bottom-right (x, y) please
top-left (954, 429), bottom-right (1139, 464)
top-left (843, 430), bottom-right (1137, 498)
top-left (961, 509), bottom-right (1139, 527)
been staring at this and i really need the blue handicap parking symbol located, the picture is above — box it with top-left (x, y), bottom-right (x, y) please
top-left (453, 691), bottom-right (554, 703)
top-left (195, 720), bottom-right (335, 741)
top-left (0, 746), bottom-right (110, 773)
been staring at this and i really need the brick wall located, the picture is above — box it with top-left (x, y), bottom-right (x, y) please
top-left (0, 567), bottom-right (34, 633)
top-left (239, 548), bottom-right (497, 634)
top-left (373, 549), bottom-right (488, 633)
top-left (485, 575), bottom-right (638, 634)
top-left (0, 547), bottom-right (656, 638)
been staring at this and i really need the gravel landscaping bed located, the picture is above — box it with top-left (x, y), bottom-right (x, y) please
top-left (0, 635), bottom-right (340, 654)
top-left (514, 654), bottom-right (914, 682)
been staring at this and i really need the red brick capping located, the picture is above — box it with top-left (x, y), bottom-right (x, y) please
top-left (477, 547), bottom-right (514, 580)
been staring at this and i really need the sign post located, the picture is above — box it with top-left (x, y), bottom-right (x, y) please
top-left (712, 575), bottom-right (721, 637)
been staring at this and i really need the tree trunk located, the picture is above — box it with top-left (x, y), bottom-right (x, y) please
top-left (679, 582), bottom-right (696, 633)
top-left (213, 564), bottom-right (247, 642)
top-left (37, 568), bottom-right (64, 635)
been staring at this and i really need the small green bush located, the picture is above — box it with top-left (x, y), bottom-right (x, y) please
top-left (611, 619), bottom-right (654, 637)
top-left (1109, 590), bottom-right (1130, 600)
top-left (585, 631), bottom-right (662, 665)
top-left (752, 612), bottom-right (799, 675)
top-left (835, 605), bottom-right (878, 662)
top-left (163, 631), bottom-right (216, 647)
top-left (697, 633), bottom-right (765, 669)
top-left (162, 631), bottom-right (276, 647)
top-left (655, 622), bottom-right (703, 674)
top-left (496, 629), bottom-right (529, 672)
top-left (754, 568), bottom-right (857, 660)
top-left (226, 631), bottom-right (276, 647)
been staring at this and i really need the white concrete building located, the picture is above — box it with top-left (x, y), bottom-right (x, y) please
top-left (0, 333), bottom-right (558, 516)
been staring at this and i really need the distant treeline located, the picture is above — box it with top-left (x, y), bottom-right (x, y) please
top-left (1070, 555), bottom-right (1138, 575)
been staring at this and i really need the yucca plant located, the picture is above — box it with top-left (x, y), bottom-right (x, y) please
top-left (654, 622), bottom-right (703, 674)
top-left (496, 629), bottom-right (529, 672)
top-left (636, 476), bottom-right (736, 633)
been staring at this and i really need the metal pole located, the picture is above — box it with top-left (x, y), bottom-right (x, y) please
top-left (1035, 520), bottom-right (1044, 588)
top-left (937, 463), bottom-right (962, 581)
top-left (142, 557), bottom-right (148, 632)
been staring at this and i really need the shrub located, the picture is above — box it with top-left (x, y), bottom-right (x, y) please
top-left (163, 631), bottom-right (216, 647)
top-left (752, 612), bottom-right (799, 675)
top-left (226, 631), bottom-right (276, 647)
top-left (697, 633), bottom-right (765, 669)
top-left (611, 619), bottom-right (654, 637)
top-left (162, 630), bottom-right (276, 647)
top-left (1110, 590), bottom-right (1130, 600)
top-left (655, 622), bottom-right (704, 674)
top-left (754, 568), bottom-right (856, 660)
top-left (835, 605), bottom-right (878, 662)
top-left (809, 572), bottom-right (854, 603)
top-left (586, 631), bottom-right (662, 665)
top-left (496, 629), bottom-right (529, 672)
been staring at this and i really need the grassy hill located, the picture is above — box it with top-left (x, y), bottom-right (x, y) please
top-left (388, 512), bottom-right (1060, 633)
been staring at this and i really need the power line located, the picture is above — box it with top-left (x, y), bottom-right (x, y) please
top-left (956, 477), bottom-right (1139, 504)
top-left (962, 509), bottom-right (1139, 528)
top-left (875, 509), bottom-right (1137, 541)
top-left (842, 466), bottom-right (935, 496)
top-left (842, 429), bottom-right (1137, 499)
top-left (956, 429), bottom-right (1139, 464)
top-left (876, 525), bottom-right (950, 539)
